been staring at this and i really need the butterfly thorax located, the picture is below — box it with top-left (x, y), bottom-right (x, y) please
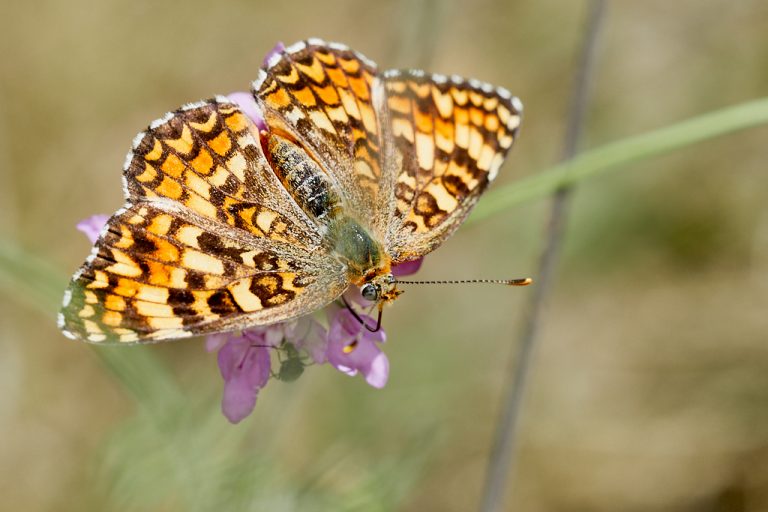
top-left (327, 216), bottom-right (390, 282)
top-left (266, 132), bottom-right (391, 286)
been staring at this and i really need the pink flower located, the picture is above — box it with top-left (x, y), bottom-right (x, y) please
top-left (226, 92), bottom-right (266, 132)
top-left (225, 42), bottom-right (285, 134)
top-left (392, 257), bottom-right (423, 277)
top-left (285, 316), bottom-right (328, 364)
top-left (262, 41), bottom-right (286, 67)
top-left (76, 214), bottom-right (109, 243)
top-left (205, 316), bottom-right (328, 423)
top-left (211, 330), bottom-right (273, 424)
top-left (326, 309), bottom-right (389, 389)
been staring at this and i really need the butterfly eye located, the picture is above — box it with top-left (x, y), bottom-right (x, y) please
top-left (360, 283), bottom-right (379, 301)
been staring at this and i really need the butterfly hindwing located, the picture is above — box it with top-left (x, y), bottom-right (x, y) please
top-left (379, 70), bottom-right (523, 263)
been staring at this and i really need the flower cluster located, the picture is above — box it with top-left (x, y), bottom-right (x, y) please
top-left (206, 292), bottom-right (394, 423)
top-left (77, 217), bottom-right (421, 424)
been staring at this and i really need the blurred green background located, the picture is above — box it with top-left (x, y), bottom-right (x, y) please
top-left (2, 0), bottom-right (768, 510)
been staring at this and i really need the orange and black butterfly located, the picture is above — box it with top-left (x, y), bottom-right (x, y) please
top-left (58, 39), bottom-right (523, 343)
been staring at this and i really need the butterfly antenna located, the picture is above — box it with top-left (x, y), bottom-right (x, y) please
top-left (341, 296), bottom-right (383, 332)
top-left (394, 277), bottom-right (533, 286)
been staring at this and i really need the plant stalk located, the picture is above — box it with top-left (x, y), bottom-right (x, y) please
top-left (479, 2), bottom-right (606, 511)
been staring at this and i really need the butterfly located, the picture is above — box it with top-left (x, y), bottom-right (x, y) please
top-left (58, 39), bottom-right (523, 343)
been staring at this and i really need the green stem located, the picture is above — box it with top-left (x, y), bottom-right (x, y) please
top-left (469, 97), bottom-right (768, 224)
top-left (0, 241), bottom-right (64, 313)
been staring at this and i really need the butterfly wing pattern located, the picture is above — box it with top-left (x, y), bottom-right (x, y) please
top-left (252, 40), bottom-right (522, 261)
top-left (380, 69), bottom-right (522, 261)
top-left (253, 41), bottom-right (387, 240)
top-left (59, 39), bottom-right (522, 344)
top-left (59, 99), bottom-right (348, 343)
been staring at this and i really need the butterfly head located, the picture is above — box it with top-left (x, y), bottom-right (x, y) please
top-left (360, 272), bottom-right (402, 304)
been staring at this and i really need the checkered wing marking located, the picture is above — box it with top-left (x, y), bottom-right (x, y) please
top-left (380, 71), bottom-right (522, 262)
top-left (124, 98), bottom-right (320, 249)
top-left (60, 203), bottom-right (348, 343)
top-left (59, 100), bottom-right (349, 343)
top-left (253, 39), bottom-right (385, 234)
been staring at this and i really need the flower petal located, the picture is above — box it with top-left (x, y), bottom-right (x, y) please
top-left (222, 375), bottom-right (259, 424)
top-left (216, 336), bottom-right (247, 381)
top-left (76, 214), bottom-right (110, 244)
top-left (226, 92), bottom-right (266, 132)
top-left (363, 352), bottom-right (389, 388)
top-left (212, 331), bottom-right (272, 423)
top-left (335, 364), bottom-right (358, 377)
top-left (326, 309), bottom-right (388, 388)
top-left (205, 333), bottom-right (230, 353)
top-left (262, 325), bottom-right (285, 347)
top-left (392, 257), bottom-right (424, 277)
top-left (263, 41), bottom-right (286, 67)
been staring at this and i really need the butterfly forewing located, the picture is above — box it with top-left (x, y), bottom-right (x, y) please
top-left (125, 98), bottom-right (320, 248)
top-left (59, 100), bottom-right (348, 343)
top-left (252, 40), bottom-right (387, 236)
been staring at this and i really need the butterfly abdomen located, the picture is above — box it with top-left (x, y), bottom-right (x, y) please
top-left (266, 133), bottom-right (342, 222)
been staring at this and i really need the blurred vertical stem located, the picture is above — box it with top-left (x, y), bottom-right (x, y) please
top-left (389, 0), bottom-right (449, 68)
top-left (479, 1), bottom-right (606, 511)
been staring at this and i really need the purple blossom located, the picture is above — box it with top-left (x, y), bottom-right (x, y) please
top-left (326, 309), bottom-right (389, 389)
top-left (212, 330), bottom-right (273, 423)
top-left (262, 41), bottom-right (286, 67)
top-left (392, 257), bottom-right (423, 277)
top-left (226, 92), bottom-right (266, 132)
top-left (205, 316), bottom-right (328, 423)
top-left (224, 42), bottom-right (285, 134)
top-left (76, 214), bottom-right (109, 244)
top-left (204, 258), bottom-right (427, 420)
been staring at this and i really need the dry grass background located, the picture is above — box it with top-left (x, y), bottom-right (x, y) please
top-left (1, 0), bottom-right (768, 510)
